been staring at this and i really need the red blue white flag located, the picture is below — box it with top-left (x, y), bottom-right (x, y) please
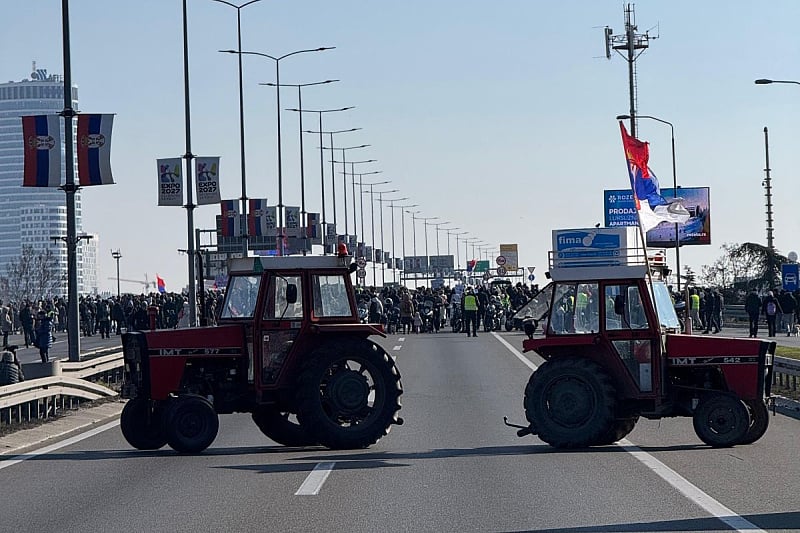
top-left (220, 199), bottom-right (240, 237)
top-left (77, 114), bottom-right (115, 186)
top-left (156, 275), bottom-right (166, 294)
top-left (306, 212), bottom-right (320, 241)
top-left (21, 115), bottom-right (61, 187)
top-left (248, 199), bottom-right (272, 237)
top-left (619, 121), bottom-right (689, 232)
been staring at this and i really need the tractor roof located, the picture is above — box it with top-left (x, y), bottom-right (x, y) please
top-left (228, 255), bottom-right (351, 273)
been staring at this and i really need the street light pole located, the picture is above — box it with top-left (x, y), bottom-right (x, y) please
top-left (111, 250), bottom-right (122, 298)
top-left (260, 82), bottom-right (339, 255)
top-left (225, 47), bottom-right (335, 255)
top-left (385, 198), bottom-right (409, 283)
top-left (617, 113), bottom-right (681, 292)
top-left (374, 189), bottom-right (399, 286)
top-left (361, 180), bottom-right (390, 286)
top-left (340, 164), bottom-right (378, 243)
top-left (212, 0), bottom-right (264, 256)
top-left (327, 145), bottom-right (371, 236)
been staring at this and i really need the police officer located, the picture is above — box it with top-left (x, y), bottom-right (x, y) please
top-left (462, 287), bottom-right (479, 337)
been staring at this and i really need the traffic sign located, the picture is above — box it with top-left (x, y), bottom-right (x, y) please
top-left (356, 257), bottom-right (367, 268)
top-left (782, 263), bottom-right (799, 291)
top-left (527, 266), bottom-right (536, 274)
top-left (497, 266), bottom-right (507, 276)
top-left (496, 255), bottom-right (507, 266)
top-left (528, 274), bottom-right (535, 282)
top-left (356, 268), bottom-right (366, 278)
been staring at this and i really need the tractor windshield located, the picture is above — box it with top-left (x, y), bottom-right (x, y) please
top-left (221, 274), bottom-right (262, 318)
top-left (651, 281), bottom-right (681, 330)
top-left (512, 282), bottom-right (553, 323)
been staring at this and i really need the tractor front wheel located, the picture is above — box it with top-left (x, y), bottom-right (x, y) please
top-left (120, 398), bottom-right (166, 450)
top-left (252, 406), bottom-right (316, 447)
top-left (524, 358), bottom-right (617, 448)
top-left (692, 394), bottom-right (750, 448)
top-left (296, 340), bottom-right (402, 450)
top-left (738, 399), bottom-right (770, 445)
top-left (162, 395), bottom-right (219, 454)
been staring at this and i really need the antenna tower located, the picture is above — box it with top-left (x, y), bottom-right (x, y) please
top-left (604, 3), bottom-right (656, 137)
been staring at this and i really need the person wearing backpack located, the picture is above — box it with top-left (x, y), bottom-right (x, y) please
top-left (762, 290), bottom-right (782, 338)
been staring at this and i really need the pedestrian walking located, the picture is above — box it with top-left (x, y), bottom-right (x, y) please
top-left (0, 304), bottom-right (12, 347)
top-left (744, 289), bottom-right (762, 338)
top-left (34, 310), bottom-right (53, 363)
top-left (762, 291), bottom-right (781, 338)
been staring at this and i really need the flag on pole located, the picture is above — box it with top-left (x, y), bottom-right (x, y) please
top-left (306, 212), bottom-right (320, 241)
top-left (220, 199), bottom-right (240, 237)
top-left (21, 115), bottom-right (61, 187)
top-left (156, 275), bottom-right (166, 294)
top-left (77, 114), bottom-right (115, 185)
top-left (248, 199), bottom-right (270, 236)
top-left (467, 259), bottom-right (476, 272)
top-left (619, 122), bottom-right (689, 232)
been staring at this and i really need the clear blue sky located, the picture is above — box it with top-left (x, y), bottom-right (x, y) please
top-left (2, 1), bottom-right (799, 292)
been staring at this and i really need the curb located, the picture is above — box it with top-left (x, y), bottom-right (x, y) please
top-left (0, 400), bottom-right (125, 456)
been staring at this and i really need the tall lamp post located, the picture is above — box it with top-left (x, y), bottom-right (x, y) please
top-left (389, 202), bottom-right (416, 284)
top-left (291, 112), bottom-right (356, 252)
top-left (259, 80), bottom-right (338, 254)
top-left (223, 47), bottom-right (335, 255)
top-left (343, 164), bottom-right (379, 240)
top-left (451, 231), bottom-right (467, 271)
top-left (419, 216), bottom-right (438, 279)
top-left (373, 189), bottom-right (399, 286)
top-left (111, 249), bottom-right (122, 298)
top-left (361, 181), bottom-right (391, 286)
top-left (382, 196), bottom-right (408, 284)
top-left (617, 113), bottom-right (681, 292)
top-left (327, 145), bottom-right (371, 237)
top-left (212, 0), bottom-right (264, 256)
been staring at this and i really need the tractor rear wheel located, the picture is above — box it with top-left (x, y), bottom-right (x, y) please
top-left (162, 395), bottom-right (219, 454)
top-left (692, 394), bottom-right (750, 447)
top-left (120, 398), bottom-right (166, 450)
top-left (296, 340), bottom-right (402, 450)
top-left (524, 358), bottom-right (617, 448)
top-left (252, 406), bottom-right (316, 447)
top-left (738, 399), bottom-right (770, 445)
top-left (593, 416), bottom-right (639, 446)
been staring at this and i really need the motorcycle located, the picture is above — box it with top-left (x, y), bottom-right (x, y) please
top-left (421, 301), bottom-right (435, 333)
top-left (484, 302), bottom-right (503, 332)
top-left (451, 306), bottom-right (463, 333)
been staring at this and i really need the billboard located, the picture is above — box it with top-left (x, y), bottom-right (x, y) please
top-left (499, 244), bottom-right (519, 271)
top-left (403, 256), bottom-right (429, 274)
top-left (604, 187), bottom-right (711, 247)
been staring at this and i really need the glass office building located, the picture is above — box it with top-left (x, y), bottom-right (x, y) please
top-left (0, 66), bottom-right (96, 296)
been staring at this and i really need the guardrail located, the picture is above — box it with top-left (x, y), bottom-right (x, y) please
top-left (774, 355), bottom-right (800, 392)
top-left (0, 350), bottom-right (124, 428)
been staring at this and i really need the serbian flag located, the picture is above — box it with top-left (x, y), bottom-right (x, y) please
top-left (220, 199), bottom-right (240, 237)
top-left (306, 212), bottom-right (320, 239)
top-left (248, 198), bottom-right (270, 236)
top-left (619, 122), bottom-right (689, 232)
top-left (467, 259), bottom-right (477, 272)
top-left (77, 114), bottom-right (115, 186)
top-left (156, 275), bottom-right (166, 293)
top-left (22, 115), bottom-right (61, 187)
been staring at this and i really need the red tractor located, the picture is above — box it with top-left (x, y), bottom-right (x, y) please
top-left (120, 253), bottom-right (403, 453)
top-left (506, 253), bottom-right (774, 448)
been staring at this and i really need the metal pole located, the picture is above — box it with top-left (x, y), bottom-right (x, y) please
top-left (318, 113), bottom-right (326, 254)
top-left (60, 0), bottom-right (81, 360)
top-left (351, 165), bottom-right (357, 239)
top-left (235, 7), bottom-right (248, 256)
top-left (328, 132), bottom-right (336, 241)
top-left (275, 59), bottom-right (285, 255)
top-left (343, 153), bottom-right (348, 235)
top-left (390, 200), bottom-right (396, 283)
top-left (370, 185), bottom-right (377, 286)
top-left (669, 125), bottom-right (680, 292)
top-left (379, 193), bottom-right (386, 286)
top-left (181, 0), bottom-right (198, 326)
top-left (298, 86), bottom-right (307, 255)
top-left (401, 209), bottom-right (407, 285)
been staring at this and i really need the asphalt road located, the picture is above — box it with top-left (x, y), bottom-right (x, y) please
top-left (0, 329), bottom-right (799, 532)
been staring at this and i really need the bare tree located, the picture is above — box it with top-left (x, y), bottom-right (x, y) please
top-left (701, 242), bottom-right (785, 293)
top-left (0, 246), bottom-right (62, 303)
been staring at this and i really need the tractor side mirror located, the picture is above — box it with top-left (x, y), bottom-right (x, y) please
top-left (286, 284), bottom-right (298, 304)
top-left (614, 294), bottom-right (626, 316)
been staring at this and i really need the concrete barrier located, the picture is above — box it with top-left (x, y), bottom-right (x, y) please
top-left (21, 360), bottom-right (62, 379)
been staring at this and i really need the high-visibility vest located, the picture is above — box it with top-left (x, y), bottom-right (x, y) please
top-left (464, 295), bottom-right (478, 311)
top-left (690, 294), bottom-right (700, 310)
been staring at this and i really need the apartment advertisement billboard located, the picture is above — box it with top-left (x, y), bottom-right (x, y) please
top-left (603, 187), bottom-right (711, 247)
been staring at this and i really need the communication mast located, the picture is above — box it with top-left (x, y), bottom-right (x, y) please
top-left (604, 3), bottom-right (656, 137)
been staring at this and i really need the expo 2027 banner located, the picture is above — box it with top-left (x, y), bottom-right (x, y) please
top-left (603, 187), bottom-right (711, 247)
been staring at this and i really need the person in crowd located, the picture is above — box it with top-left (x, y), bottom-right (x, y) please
top-left (779, 289), bottom-right (797, 336)
top-left (96, 297), bottom-right (111, 339)
top-left (368, 293), bottom-right (384, 324)
top-left (688, 288), bottom-right (703, 331)
top-left (762, 290), bottom-right (781, 338)
top-left (0, 348), bottom-right (24, 385)
top-left (19, 301), bottom-right (34, 348)
top-left (412, 310), bottom-right (422, 334)
top-left (703, 288), bottom-right (723, 334)
top-left (462, 287), bottom-right (479, 337)
top-left (0, 303), bottom-right (12, 347)
top-left (35, 309), bottom-right (53, 363)
top-left (744, 289), bottom-right (762, 338)
top-left (399, 292), bottom-right (415, 335)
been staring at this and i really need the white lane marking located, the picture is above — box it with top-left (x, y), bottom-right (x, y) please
top-left (0, 419), bottom-right (120, 471)
top-left (619, 441), bottom-right (766, 533)
top-left (492, 331), bottom-right (765, 533)
top-left (491, 332), bottom-right (538, 371)
top-left (398, 337), bottom-right (405, 342)
top-left (295, 462), bottom-right (336, 495)
top-left (392, 345), bottom-right (402, 351)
